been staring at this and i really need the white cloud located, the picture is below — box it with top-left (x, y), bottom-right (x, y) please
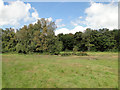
top-left (71, 16), bottom-right (85, 26)
top-left (45, 17), bottom-right (53, 23)
top-left (72, 26), bottom-right (86, 33)
top-left (31, 8), bottom-right (39, 20)
top-left (56, 19), bottom-right (63, 23)
top-left (0, 0), bottom-right (39, 28)
top-left (71, 2), bottom-right (118, 29)
top-left (56, 2), bottom-right (118, 35)
top-left (71, 21), bottom-right (78, 26)
top-left (55, 28), bottom-right (69, 35)
top-left (0, 0), bottom-right (55, 28)
top-left (55, 19), bottom-right (65, 28)
top-left (85, 2), bottom-right (118, 30)
top-left (47, 17), bottom-right (53, 22)
top-left (79, 16), bottom-right (82, 19)
top-left (55, 25), bottom-right (86, 35)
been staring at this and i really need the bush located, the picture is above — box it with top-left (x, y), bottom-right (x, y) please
top-left (73, 46), bottom-right (79, 53)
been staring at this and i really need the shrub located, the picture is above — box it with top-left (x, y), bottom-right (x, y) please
top-left (73, 46), bottom-right (79, 53)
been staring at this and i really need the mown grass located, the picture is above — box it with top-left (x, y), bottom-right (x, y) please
top-left (2, 52), bottom-right (118, 88)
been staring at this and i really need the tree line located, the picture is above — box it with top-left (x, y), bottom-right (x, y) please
top-left (1, 18), bottom-right (119, 54)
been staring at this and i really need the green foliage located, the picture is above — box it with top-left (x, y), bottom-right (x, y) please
top-left (2, 28), bottom-right (17, 53)
top-left (58, 33), bottom-right (74, 51)
top-left (2, 19), bottom-right (119, 54)
top-left (73, 46), bottom-right (79, 53)
top-left (48, 38), bottom-right (63, 55)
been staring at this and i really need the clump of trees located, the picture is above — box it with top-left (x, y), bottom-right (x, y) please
top-left (1, 18), bottom-right (119, 54)
top-left (57, 28), bottom-right (119, 52)
top-left (2, 18), bottom-right (62, 54)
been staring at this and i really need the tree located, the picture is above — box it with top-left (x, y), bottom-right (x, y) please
top-left (82, 28), bottom-right (94, 51)
top-left (2, 28), bottom-right (17, 53)
top-left (2, 19), bottom-right (119, 54)
top-left (58, 33), bottom-right (74, 51)
top-left (48, 37), bottom-right (63, 55)
top-left (74, 31), bottom-right (83, 51)
top-left (73, 46), bottom-right (79, 53)
top-left (91, 28), bottom-right (116, 51)
top-left (15, 18), bottom-right (57, 53)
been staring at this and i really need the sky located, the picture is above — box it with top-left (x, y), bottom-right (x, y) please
top-left (0, 0), bottom-right (118, 35)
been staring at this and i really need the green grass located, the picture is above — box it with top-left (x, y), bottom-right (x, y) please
top-left (0, 54), bottom-right (2, 90)
top-left (2, 52), bottom-right (118, 88)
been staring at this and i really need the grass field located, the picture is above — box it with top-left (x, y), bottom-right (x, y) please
top-left (2, 52), bottom-right (118, 88)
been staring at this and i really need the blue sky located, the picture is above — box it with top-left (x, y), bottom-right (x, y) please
top-left (4, 2), bottom-right (90, 29)
top-left (28, 2), bottom-right (89, 20)
top-left (1, 0), bottom-right (118, 34)
top-left (28, 2), bottom-right (90, 29)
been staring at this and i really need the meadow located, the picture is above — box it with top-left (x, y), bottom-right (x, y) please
top-left (2, 52), bottom-right (118, 88)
